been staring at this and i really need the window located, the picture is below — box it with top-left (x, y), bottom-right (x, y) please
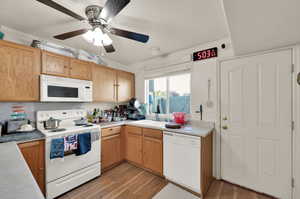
top-left (145, 73), bottom-right (191, 116)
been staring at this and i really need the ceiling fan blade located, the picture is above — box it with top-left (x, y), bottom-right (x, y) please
top-left (103, 44), bottom-right (116, 53)
top-left (35, 0), bottom-right (85, 21)
top-left (54, 29), bottom-right (89, 40)
top-left (100, 0), bottom-right (130, 23)
top-left (110, 28), bottom-right (149, 43)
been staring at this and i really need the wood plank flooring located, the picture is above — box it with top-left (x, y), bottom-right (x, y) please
top-left (57, 163), bottom-right (167, 199)
top-left (57, 163), bottom-right (275, 199)
top-left (205, 180), bottom-right (275, 199)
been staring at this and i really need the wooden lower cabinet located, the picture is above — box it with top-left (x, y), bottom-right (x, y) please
top-left (123, 126), bottom-right (163, 175)
top-left (18, 140), bottom-right (45, 195)
top-left (125, 127), bottom-right (143, 165)
top-left (101, 126), bottom-right (123, 170)
top-left (102, 134), bottom-right (121, 170)
top-left (143, 135), bottom-right (163, 175)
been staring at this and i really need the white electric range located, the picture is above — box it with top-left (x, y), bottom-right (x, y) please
top-left (37, 109), bottom-right (101, 199)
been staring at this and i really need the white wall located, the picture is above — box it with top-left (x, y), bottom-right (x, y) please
top-left (132, 38), bottom-right (234, 121)
top-left (223, 0), bottom-right (300, 56)
top-left (0, 25), bottom-right (131, 72)
top-left (131, 38), bottom-right (234, 178)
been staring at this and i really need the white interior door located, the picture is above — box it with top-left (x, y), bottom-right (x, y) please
top-left (220, 49), bottom-right (293, 198)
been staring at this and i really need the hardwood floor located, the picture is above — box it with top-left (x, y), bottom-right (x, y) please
top-left (57, 163), bottom-right (275, 199)
top-left (205, 180), bottom-right (275, 199)
top-left (57, 163), bottom-right (167, 199)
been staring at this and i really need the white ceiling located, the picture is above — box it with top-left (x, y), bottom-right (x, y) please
top-left (223, 0), bottom-right (300, 55)
top-left (0, 0), bottom-right (229, 65)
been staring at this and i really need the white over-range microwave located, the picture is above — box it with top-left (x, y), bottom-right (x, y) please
top-left (40, 75), bottom-right (93, 102)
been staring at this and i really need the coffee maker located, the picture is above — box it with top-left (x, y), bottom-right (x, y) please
top-left (127, 98), bottom-right (146, 120)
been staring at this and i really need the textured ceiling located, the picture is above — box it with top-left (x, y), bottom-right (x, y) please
top-left (223, 0), bottom-right (300, 55)
top-left (0, 0), bottom-right (229, 65)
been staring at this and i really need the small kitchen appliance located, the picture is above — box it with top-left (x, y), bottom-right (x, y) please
top-left (37, 109), bottom-right (101, 199)
top-left (127, 98), bottom-right (146, 120)
top-left (40, 75), bottom-right (92, 102)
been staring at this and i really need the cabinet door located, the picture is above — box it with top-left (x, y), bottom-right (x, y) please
top-left (117, 70), bottom-right (135, 102)
top-left (143, 132), bottom-right (163, 175)
top-left (120, 126), bottom-right (126, 161)
top-left (70, 58), bottom-right (92, 80)
top-left (92, 64), bottom-right (117, 102)
top-left (18, 140), bottom-right (45, 194)
top-left (0, 40), bottom-right (40, 101)
top-left (101, 134), bottom-right (121, 170)
top-left (102, 126), bottom-right (121, 137)
top-left (42, 51), bottom-right (70, 77)
top-left (125, 126), bottom-right (143, 165)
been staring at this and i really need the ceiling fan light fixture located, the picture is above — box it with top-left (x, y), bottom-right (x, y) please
top-left (94, 36), bottom-right (103, 46)
top-left (82, 30), bottom-right (94, 43)
top-left (45, 0), bottom-right (149, 53)
top-left (82, 27), bottom-right (105, 46)
top-left (102, 34), bottom-right (113, 46)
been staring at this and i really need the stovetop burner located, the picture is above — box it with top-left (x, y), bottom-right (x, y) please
top-left (50, 128), bottom-right (66, 132)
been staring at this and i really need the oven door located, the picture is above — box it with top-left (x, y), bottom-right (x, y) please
top-left (40, 75), bottom-right (85, 102)
top-left (45, 129), bottom-right (101, 183)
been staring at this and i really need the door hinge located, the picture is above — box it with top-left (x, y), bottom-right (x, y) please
top-left (292, 64), bottom-right (295, 73)
top-left (292, 121), bottom-right (295, 131)
top-left (292, 178), bottom-right (295, 188)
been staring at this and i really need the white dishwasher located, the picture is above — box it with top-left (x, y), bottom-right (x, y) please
top-left (163, 131), bottom-right (201, 193)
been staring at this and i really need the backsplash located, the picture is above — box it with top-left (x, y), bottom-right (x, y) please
top-left (0, 102), bottom-right (116, 122)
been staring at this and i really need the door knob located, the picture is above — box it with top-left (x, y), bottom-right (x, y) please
top-left (222, 125), bottom-right (228, 130)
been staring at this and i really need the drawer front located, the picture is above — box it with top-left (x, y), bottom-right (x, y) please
top-left (126, 126), bottom-right (142, 135)
top-left (143, 128), bottom-right (163, 140)
top-left (102, 126), bottom-right (121, 137)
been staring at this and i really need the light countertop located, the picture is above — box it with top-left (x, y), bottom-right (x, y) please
top-left (0, 142), bottom-right (44, 199)
top-left (0, 130), bottom-right (45, 144)
top-left (98, 120), bottom-right (214, 137)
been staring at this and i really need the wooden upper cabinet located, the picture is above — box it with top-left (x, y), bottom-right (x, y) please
top-left (42, 51), bottom-right (70, 77)
top-left (70, 58), bottom-right (92, 80)
top-left (117, 71), bottom-right (135, 102)
top-left (18, 140), bottom-right (45, 195)
top-left (0, 40), bottom-right (41, 101)
top-left (92, 64), bottom-right (117, 102)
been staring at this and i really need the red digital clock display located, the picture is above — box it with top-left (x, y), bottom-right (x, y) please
top-left (193, 47), bottom-right (218, 61)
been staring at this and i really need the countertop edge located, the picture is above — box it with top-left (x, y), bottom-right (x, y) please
top-left (0, 142), bottom-right (45, 199)
top-left (0, 130), bottom-right (45, 144)
top-left (99, 121), bottom-right (214, 138)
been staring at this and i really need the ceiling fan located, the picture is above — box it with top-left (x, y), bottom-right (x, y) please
top-left (35, 0), bottom-right (150, 53)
